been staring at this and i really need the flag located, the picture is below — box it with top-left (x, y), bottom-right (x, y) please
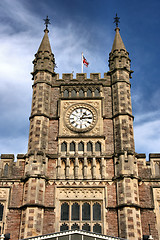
top-left (83, 56), bottom-right (89, 67)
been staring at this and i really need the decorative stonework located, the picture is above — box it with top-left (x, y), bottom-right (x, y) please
top-left (58, 187), bottom-right (104, 200)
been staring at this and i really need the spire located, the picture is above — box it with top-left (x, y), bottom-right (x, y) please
top-left (111, 14), bottom-right (126, 52)
top-left (33, 16), bottom-right (55, 74)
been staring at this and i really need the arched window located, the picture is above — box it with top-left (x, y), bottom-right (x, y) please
top-left (82, 223), bottom-right (90, 232)
top-left (95, 88), bottom-right (100, 97)
top-left (87, 89), bottom-right (92, 97)
top-left (87, 142), bottom-right (93, 152)
top-left (71, 223), bottom-right (79, 230)
top-left (79, 89), bottom-right (84, 97)
top-left (93, 223), bottom-right (102, 233)
top-left (4, 163), bottom-right (9, 177)
top-left (71, 203), bottom-right (80, 220)
top-left (0, 203), bottom-right (4, 221)
top-left (63, 89), bottom-right (69, 98)
top-left (61, 203), bottom-right (69, 220)
top-left (71, 89), bottom-right (77, 97)
top-left (70, 142), bottom-right (75, 151)
top-left (60, 223), bottom-right (69, 231)
top-left (93, 203), bottom-right (101, 220)
top-left (78, 142), bottom-right (84, 151)
top-left (61, 142), bottom-right (67, 152)
top-left (82, 203), bottom-right (90, 220)
top-left (95, 142), bottom-right (101, 152)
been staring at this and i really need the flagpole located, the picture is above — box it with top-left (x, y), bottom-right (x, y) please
top-left (81, 52), bottom-right (83, 73)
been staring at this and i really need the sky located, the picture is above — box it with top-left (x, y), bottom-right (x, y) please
top-left (0, 0), bottom-right (160, 160)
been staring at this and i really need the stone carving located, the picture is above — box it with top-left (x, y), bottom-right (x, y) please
top-left (0, 188), bottom-right (7, 199)
top-left (57, 187), bottom-right (104, 199)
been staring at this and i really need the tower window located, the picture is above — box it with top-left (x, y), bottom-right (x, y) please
top-left (93, 223), bottom-right (102, 233)
top-left (70, 142), bottom-right (75, 151)
top-left (60, 223), bottom-right (69, 231)
top-left (0, 203), bottom-right (4, 221)
top-left (71, 203), bottom-right (80, 220)
top-left (94, 88), bottom-right (100, 97)
top-left (82, 203), bottom-right (90, 220)
top-left (93, 203), bottom-right (101, 220)
top-left (95, 142), bottom-right (101, 152)
top-left (87, 142), bottom-right (93, 152)
top-left (71, 89), bottom-right (77, 97)
top-left (61, 142), bottom-right (67, 152)
top-left (4, 163), bottom-right (9, 177)
top-left (87, 89), bottom-right (92, 97)
top-left (63, 89), bottom-right (69, 98)
top-left (78, 142), bottom-right (84, 151)
top-left (79, 89), bottom-right (84, 97)
top-left (61, 203), bottom-right (69, 220)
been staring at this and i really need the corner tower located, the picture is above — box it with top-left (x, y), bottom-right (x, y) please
top-left (109, 23), bottom-right (142, 240)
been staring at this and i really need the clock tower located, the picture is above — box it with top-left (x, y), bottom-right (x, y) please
top-left (1, 16), bottom-right (160, 240)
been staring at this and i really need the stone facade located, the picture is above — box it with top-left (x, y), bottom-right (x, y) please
top-left (0, 26), bottom-right (160, 240)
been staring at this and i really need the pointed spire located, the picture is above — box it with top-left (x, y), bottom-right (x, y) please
top-left (38, 28), bottom-right (52, 53)
top-left (33, 16), bottom-right (55, 74)
top-left (111, 14), bottom-right (126, 52)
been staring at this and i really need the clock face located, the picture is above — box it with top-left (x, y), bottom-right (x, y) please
top-left (69, 108), bottom-right (93, 129)
top-left (65, 103), bottom-right (97, 133)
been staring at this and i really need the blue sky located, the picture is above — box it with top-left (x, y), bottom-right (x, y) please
top-left (0, 0), bottom-right (160, 159)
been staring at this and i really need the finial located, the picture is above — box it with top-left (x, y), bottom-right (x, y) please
top-left (114, 13), bottom-right (120, 28)
top-left (43, 16), bottom-right (50, 31)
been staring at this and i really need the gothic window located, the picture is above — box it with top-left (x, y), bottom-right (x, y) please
top-left (71, 89), bottom-right (77, 97)
top-left (87, 89), bottom-right (92, 97)
top-left (78, 142), bottom-right (84, 151)
top-left (93, 223), bottom-right (102, 233)
top-left (61, 203), bottom-right (69, 220)
top-left (63, 89), bottom-right (69, 98)
top-left (87, 142), bottom-right (93, 152)
top-left (60, 223), bottom-right (69, 231)
top-left (70, 142), bottom-right (75, 151)
top-left (82, 223), bottom-right (90, 231)
top-left (79, 89), bottom-right (84, 97)
top-left (61, 142), bottom-right (67, 152)
top-left (4, 163), bottom-right (9, 177)
top-left (82, 203), bottom-right (90, 220)
top-left (95, 88), bottom-right (100, 97)
top-left (0, 203), bottom-right (4, 221)
top-left (71, 223), bottom-right (79, 230)
top-left (71, 203), bottom-right (80, 220)
top-left (95, 142), bottom-right (101, 152)
top-left (93, 203), bottom-right (101, 220)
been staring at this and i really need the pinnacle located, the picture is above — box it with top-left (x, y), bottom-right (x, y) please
top-left (111, 27), bottom-right (126, 52)
top-left (37, 29), bottom-right (52, 53)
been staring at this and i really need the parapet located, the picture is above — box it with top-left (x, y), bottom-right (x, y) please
top-left (0, 154), bottom-right (25, 178)
top-left (52, 72), bottom-right (111, 84)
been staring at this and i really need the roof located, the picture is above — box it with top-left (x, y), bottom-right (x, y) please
top-left (22, 230), bottom-right (127, 240)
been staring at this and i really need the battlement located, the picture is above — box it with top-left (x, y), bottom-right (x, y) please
top-left (136, 153), bottom-right (160, 179)
top-left (52, 72), bottom-right (110, 83)
top-left (0, 154), bottom-right (25, 178)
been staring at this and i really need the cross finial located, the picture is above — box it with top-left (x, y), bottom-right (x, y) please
top-left (43, 16), bottom-right (50, 31)
top-left (114, 13), bottom-right (120, 28)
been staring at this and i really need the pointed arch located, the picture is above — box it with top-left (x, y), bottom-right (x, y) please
top-left (87, 88), bottom-right (92, 97)
top-left (63, 89), bottom-right (69, 97)
top-left (70, 142), bottom-right (75, 151)
top-left (94, 88), bottom-right (100, 97)
top-left (71, 223), bottom-right (79, 230)
top-left (82, 223), bottom-right (90, 231)
top-left (93, 223), bottom-right (102, 233)
top-left (93, 202), bottom-right (101, 220)
top-left (79, 89), bottom-right (84, 97)
top-left (87, 142), bottom-right (93, 152)
top-left (95, 141), bottom-right (101, 152)
top-left (78, 142), bottom-right (84, 151)
top-left (61, 142), bottom-right (67, 152)
top-left (4, 163), bottom-right (9, 177)
top-left (60, 223), bottom-right (69, 231)
top-left (82, 202), bottom-right (90, 220)
top-left (71, 89), bottom-right (77, 97)
top-left (71, 203), bottom-right (80, 220)
top-left (61, 202), bottom-right (69, 220)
